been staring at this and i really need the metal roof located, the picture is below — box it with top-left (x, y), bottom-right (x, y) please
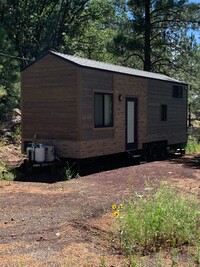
top-left (49, 50), bottom-right (184, 84)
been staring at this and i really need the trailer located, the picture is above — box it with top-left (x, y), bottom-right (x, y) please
top-left (21, 51), bottom-right (187, 161)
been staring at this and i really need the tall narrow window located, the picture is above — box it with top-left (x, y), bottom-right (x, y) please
top-left (161, 104), bottom-right (167, 121)
top-left (94, 93), bottom-right (113, 127)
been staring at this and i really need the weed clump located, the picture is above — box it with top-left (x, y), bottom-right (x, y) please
top-left (56, 162), bottom-right (79, 180)
top-left (185, 139), bottom-right (200, 154)
top-left (115, 184), bottom-right (200, 256)
top-left (0, 161), bottom-right (15, 183)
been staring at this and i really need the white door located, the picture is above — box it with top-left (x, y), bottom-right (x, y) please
top-left (126, 98), bottom-right (137, 150)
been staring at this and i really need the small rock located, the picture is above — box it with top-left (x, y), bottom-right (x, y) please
top-left (55, 232), bottom-right (60, 237)
top-left (36, 236), bottom-right (44, 241)
top-left (5, 132), bottom-right (12, 138)
top-left (13, 108), bottom-right (21, 116)
top-left (4, 221), bottom-right (8, 224)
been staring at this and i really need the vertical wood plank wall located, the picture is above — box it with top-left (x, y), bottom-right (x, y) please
top-left (147, 79), bottom-right (187, 145)
top-left (21, 54), bottom-right (81, 157)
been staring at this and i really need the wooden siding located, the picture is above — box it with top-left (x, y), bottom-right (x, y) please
top-left (21, 54), bottom-right (79, 143)
top-left (147, 80), bottom-right (187, 145)
top-left (78, 73), bottom-right (148, 158)
top-left (21, 53), bottom-right (187, 159)
top-left (34, 139), bottom-right (81, 158)
top-left (80, 68), bottom-right (114, 141)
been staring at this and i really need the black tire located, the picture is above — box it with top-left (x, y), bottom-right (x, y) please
top-left (142, 145), bottom-right (150, 162)
top-left (158, 143), bottom-right (168, 160)
top-left (149, 143), bottom-right (159, 161)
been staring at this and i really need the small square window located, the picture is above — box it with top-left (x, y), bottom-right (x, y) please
top-left (161, 104), bottom-right (167, 121)
top-left (173, 85), bottom-right (183, 98)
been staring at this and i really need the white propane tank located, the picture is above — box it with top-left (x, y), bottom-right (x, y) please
top-left (26, 144), bottom-right (35, 161)
top-left (35, 144), bottom-right (45, 163)
top-left (44, 145), bottom-right (55, 162)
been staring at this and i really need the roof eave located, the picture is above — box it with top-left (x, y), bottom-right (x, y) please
top-left (21, 50), bottom-right (188, 86)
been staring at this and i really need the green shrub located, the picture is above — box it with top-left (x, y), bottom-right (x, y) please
top-left (117, 184), bottom-right (200, 256)
top-left (11, 124), bottom-right (21, 144)
top-left (0, 161), bottom-right (15, 183)
top-left (185, 139), bottom-right (200, 154)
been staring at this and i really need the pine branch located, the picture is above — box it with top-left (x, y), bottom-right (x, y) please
top-left (152, 19), bottom-right (200, 26)
top-left (125, 53), bottom-right (145, 63)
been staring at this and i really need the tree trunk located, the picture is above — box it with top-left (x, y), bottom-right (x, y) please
top-left (144, 0), bottom-right (151, 71)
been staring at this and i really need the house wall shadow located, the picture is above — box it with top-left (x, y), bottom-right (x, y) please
top-left (13, 153), bottom-right (199, 184)
top-left (169, 154), bottom-right (200, 169)
top-left (14, 153), bottom-right (140, 183)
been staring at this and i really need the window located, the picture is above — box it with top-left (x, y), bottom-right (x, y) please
top-left (161, 104), bottom-right (167, 121)
top-left (173, 85), bottom-right (183, 98)
top-left (94, 93), bottom-right (113, 127)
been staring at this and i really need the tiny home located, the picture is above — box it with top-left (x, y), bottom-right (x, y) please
top-left (21, 51), bottom-right (187, 160)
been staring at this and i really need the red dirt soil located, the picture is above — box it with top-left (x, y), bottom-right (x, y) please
top-left (0, 153), bottom-right (200, 266)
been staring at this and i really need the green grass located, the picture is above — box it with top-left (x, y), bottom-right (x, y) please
top-left (116, 184), bottom-right (200, 258)
top-left (186, 123), bottom-right (200, 154)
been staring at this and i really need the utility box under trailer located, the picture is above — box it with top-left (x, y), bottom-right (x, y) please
top-left (21, 51), bottom-right (188, 161)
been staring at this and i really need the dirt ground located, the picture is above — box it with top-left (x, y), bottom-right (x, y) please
top-left (0, 152), bottom-right (200, 266)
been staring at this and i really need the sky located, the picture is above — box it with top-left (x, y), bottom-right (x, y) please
top-left (188, 0), bottom-right (200, 43)
top-left (190, 30), bottom-right (200, 44)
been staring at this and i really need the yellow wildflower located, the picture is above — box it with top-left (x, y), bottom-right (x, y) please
top-left (113, 211), bottom-right (120, 217)
top-left (119, 204), bottom-right (123, 209)
top-left (112, 204), bottom-right (117, 210)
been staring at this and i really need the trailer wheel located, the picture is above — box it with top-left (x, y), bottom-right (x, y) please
top-left (149, 143), bottom-right (160, 161)
top-left (142, 146), bottom-right (150, 162)
top-left (158, 143), bottom-right (168, 160)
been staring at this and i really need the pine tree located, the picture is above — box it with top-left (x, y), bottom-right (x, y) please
top-left (113, 0), bottom-right (200, 73)
top-left (0, 29), bottom-right (20, 121)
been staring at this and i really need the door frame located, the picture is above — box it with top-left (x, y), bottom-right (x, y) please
top-left (125, 97), bottom-right (138, 150)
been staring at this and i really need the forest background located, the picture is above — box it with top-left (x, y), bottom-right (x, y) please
top-left (0, 0), bottom-right (199, 123)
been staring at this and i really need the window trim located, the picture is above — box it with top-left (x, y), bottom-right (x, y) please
top-left (94, 92), bottom-right (113, 128)
top-left (172, 85), bottom-right (183, 98)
